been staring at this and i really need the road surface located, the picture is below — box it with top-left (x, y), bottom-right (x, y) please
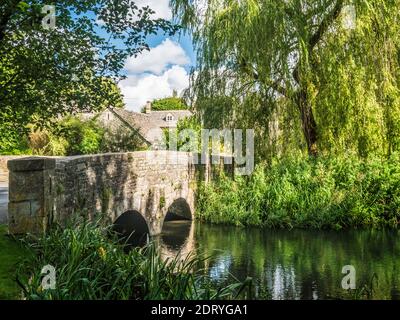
top-left (0, 182), bottom-right (8, 224)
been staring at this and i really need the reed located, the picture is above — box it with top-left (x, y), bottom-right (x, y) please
top-left (197, 154), bottom-right (400, 229)
top-left (16, 219), bottom-right (248, 300)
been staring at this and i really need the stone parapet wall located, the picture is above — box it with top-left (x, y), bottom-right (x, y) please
top-left (7, 151), bottom-right (234, 235)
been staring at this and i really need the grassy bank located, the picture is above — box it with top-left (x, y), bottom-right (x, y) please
top-left (16, 220), bottom-right (247, 300)
top-left (197, 155), bottom-right (400, 229)
top-left (0, 225), bottom-right (29, 299)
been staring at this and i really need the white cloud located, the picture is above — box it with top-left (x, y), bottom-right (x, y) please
top-left (119, 65), bottom-right (189, 111)
top-left (125, 39), bottom-right (190, 75)
top-left (135, 0), bottom-right (172, 20)
top-left (121, 38), bottom-right (191, 111)
top-left (97, 0), bottom-right (172, 26)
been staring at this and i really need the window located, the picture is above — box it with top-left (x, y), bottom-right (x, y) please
top-left (166, 114), bottom-right (174, 122)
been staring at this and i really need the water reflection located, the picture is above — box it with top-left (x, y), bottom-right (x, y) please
top-left (160, 220), bottom-right (196, 261)
top-left (160, 221), bottom-right (400, 300)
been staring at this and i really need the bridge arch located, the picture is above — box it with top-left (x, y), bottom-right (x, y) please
top-left (163, 197), bottom-right (192, 223)
top-left (112, 210), bottom-right (149, 247)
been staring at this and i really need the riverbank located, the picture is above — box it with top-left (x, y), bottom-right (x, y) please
top-left (197, 155), bottom-right (400, 229)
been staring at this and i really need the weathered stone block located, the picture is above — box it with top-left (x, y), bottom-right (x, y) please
top-left (8, 157), bottom-right (56, 172)
top-left (9, 171), bottom-right (45, 202)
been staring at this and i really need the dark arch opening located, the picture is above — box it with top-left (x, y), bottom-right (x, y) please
top-left (112, 210), bottom-right (149, 247)
top-left (161, 198), bottom-right (192, 249)
top-left (164, 198), bottom-right (192, 222)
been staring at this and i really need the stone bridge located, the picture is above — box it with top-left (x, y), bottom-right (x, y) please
top-left (7, 151), bottom-right (233, 239)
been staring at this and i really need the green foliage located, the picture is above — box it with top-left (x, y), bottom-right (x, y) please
top-left (197, 155), bottom-right (400, 229)
top-left (56, 117), bottom-right (104, 156)
top-left (28, 128), bottom-right (69, 156)
top-left (171, 0), bottom-right (400, 159)
top-left (16, 219), bottom-right (248, 300)
top-left (27, 115), bottom-right (145, 156)
top-left (100, 125), bottom-right (146, 153)
top-left (151, 97), bottom-right (188, 111)
top-left (159, 196), bottom-right (166, 209)
top-left (163, 115), bottom-right (227, 154)
top-left (163, 115), bottom-right (202, 151)
top-left (0, 132), bottom-right (31, 155)
top-left (0, 1), bottom-right (178, 146)
top-left (0, 225), bottom-right (30, 299)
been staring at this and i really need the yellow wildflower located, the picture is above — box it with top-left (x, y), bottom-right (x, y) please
top-left (98, 246), bottom-right (106, 259)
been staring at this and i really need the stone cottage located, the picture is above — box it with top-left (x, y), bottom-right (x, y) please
top-left (94, 102), bottom-right (192, 148)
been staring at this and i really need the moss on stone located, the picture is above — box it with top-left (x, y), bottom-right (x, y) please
top-left (159, 196), bottom-right (166, 209)
top-left (101, 187), bottom-right (113, 213)
top-left (56, 183), bottom-right (65, 196)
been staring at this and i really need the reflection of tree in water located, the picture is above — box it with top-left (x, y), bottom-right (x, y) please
top-left (156, 221), bottom-right (400, 299)
top-left (190, 224), bottom-right (400, 300)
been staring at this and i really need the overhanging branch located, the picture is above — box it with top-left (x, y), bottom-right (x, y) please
top-left (293, 0), bottom-right (344, 83)
top-left (239, 57), bottom-right (288, 97)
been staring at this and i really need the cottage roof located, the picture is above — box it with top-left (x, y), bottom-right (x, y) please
top-left (109, 107), bottom-right (192, 143)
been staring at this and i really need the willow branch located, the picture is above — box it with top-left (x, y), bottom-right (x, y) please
top-left (293, 0), bottom-right (344, 83)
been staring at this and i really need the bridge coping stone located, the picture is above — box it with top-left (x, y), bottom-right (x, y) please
top-left (8, 157), bottom-right (57, 172)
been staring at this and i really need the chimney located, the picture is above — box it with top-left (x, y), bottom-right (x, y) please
top-left (145, 101), bottom-right (152, 114)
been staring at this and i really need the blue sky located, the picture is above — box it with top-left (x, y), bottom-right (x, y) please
top-left (116, 0), bottom-right (196, 112)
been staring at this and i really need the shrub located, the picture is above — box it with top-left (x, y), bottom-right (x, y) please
top-left (28, 129), bottom-right (68, 156)
top-left (100, 126), bottom-right (146, 153)
top-left (60, 117), bottom-right (104, 155)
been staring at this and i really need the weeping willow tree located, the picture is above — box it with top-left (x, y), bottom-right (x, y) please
top-left (171, 0), bottom-right (400, 159)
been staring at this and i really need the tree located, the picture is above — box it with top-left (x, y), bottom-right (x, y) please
top-left (171, 0), bottom-right (400, 158)
top-left (0, 0), bottom-right (178, 152)
top-left (163, 115), bottom-right (202, 151)
top-left (151, 96), bottom-right (189, 111)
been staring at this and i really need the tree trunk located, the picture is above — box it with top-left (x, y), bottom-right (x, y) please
top-left (297, 90), bottom-right (318, 157)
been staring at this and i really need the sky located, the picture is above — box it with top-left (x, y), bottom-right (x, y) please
top-left (118, 0), bottom-right (195, 112)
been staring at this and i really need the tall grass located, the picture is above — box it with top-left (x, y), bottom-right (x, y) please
top-left (197, 154), bottom-right (400, 229)
top-left (0, 225), bottom-right (30, 299)
top-left (16, 219), bottom-right (248, 300)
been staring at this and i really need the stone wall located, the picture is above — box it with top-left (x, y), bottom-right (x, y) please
top-left (8, 151), bottom-right (234, 235)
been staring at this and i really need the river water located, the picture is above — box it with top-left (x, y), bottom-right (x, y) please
top-left (159, 221), bottom-right (400, 300)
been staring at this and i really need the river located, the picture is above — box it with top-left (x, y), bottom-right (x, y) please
top-left (159, 221), bottom-right (400, 300)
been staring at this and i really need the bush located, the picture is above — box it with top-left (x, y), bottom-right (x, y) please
top-left (28, 129), bottom-right (68, 156)
top-left (26, 116), bottom-right (145, 156)
top-left (0, 127), bottom-right (31, 155)
top-left (197, 154), bottom-right (400, 229)
top-left (100, 126), bottom-right (146, 153)
top-left (59, 117), bottom-right (104, 155)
